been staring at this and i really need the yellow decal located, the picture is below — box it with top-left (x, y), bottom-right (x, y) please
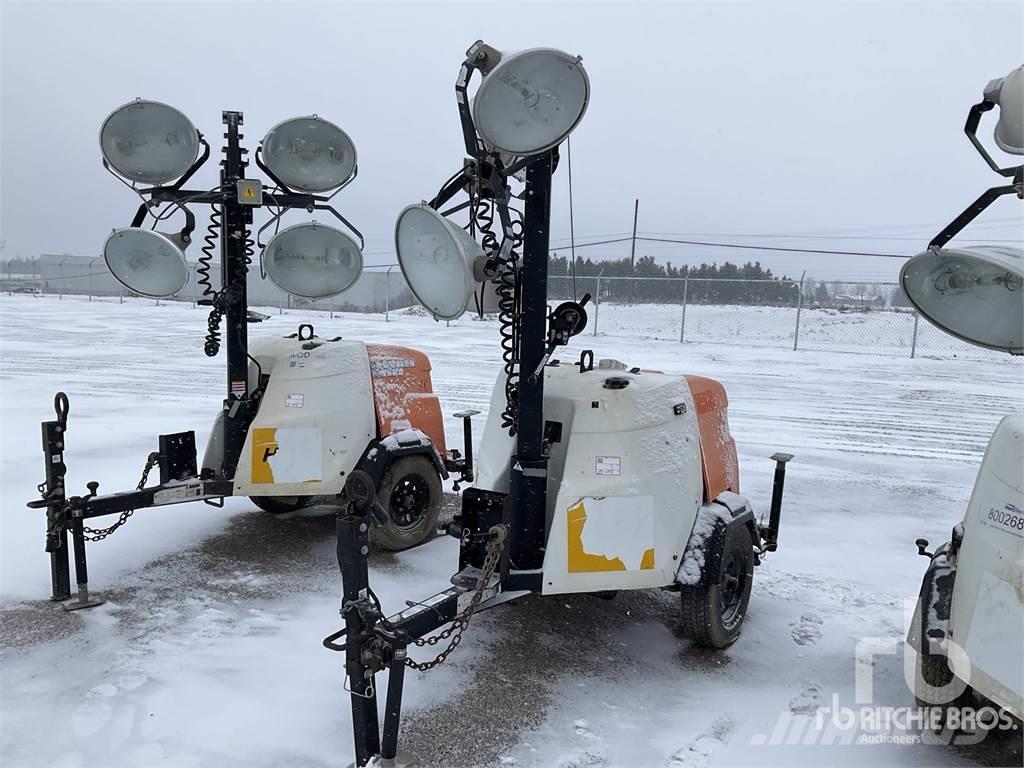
top-left (567, 500), bottom-right (655, 573)
top-left (251, 427), bottom-right (278, 484)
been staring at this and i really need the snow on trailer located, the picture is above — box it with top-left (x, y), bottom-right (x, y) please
top-left (2, 294), bottom-right (1022, 767)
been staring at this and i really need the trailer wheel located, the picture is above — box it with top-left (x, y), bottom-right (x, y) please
top-left (914, 650), bottom-right (973, 730)
top-left (250, 496), bottom-right (310, 515)
top-left (370, 455), bottom-right (442, 551)
top-left (679, 522), bottom-right (754, 649)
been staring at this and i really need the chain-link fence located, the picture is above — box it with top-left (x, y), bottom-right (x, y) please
top-left (549, 274), bottom-right (1014, 362)
top-left (0, 255), bottom-right (416, 317)
top-left (2, 258), bottom-right (1017, 362)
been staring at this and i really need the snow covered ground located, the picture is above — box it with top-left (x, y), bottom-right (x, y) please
top-left (1, 294), bottom-right (1021, 768)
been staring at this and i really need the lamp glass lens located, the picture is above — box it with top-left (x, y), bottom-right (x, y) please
top-left (99, 101), bottom-right (199, 184)
top-left (993, 65), bottom-right (1024, 155)
top-left (103, 229), bottom-right (188, 297)
top-left (263, 223), bottom-right (363, 299)
top-left (395, 205), bottom-right (479, 320)
top-left (473, 48), bottom-right (590, 155)
top-left (262, 117), bottom-right (357, 192)
top-left (901, 246), bottom-right (1023, 353)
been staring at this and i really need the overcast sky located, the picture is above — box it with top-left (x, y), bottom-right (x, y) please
top-left (1, 0), bottom-right (1021, 282)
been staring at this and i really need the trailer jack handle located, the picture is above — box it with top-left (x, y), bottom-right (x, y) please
top-left (764, 452), bottom-right (794, 552)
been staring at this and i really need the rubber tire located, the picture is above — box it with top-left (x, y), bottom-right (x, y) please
top-left (915, 650), bottom-right (973, 732)
top-left (369, 455), bottom-right (443, 551)
top-left (679, 522), bottom-right (754, 649)
top-left (250, 495), bottom-right (310, 515)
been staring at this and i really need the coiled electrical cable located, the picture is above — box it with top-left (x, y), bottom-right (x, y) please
top-left (472, 196), bottom-right (526, 435)
top-left (199, 205), bottom-right (223, 357)
top-left (202, 209), bottom-right (255, 358)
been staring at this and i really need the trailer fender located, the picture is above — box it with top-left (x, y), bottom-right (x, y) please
top-left (907, 543), bottom-right (956, 654)
top-left (676, 494), bottom-right (756, 589)
top-left (355, 429), bottom-right (448, 494)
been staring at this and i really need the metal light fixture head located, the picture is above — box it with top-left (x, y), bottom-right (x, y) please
top-left (900, 245), bottom-right (1023, 354)
top-left (985, 64), bottom-right (1024, 155)
top-left (394, 203), bottom-right (487, 321)
top-left (262, 222), bottom-right (363, 299)
top-left (103, 228), bottom-right (189, 298)
top-left (472, 47), bottom-right (590, 156)
top-left (261, 116), bottom-right (357, 192)
top-left (99, 100), bottom-right (200, 185)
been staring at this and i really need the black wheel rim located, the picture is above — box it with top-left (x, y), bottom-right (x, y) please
top-left (388, 473), bottom-right (430, 530)
top-left (719, 543), bottom-right (749, 626)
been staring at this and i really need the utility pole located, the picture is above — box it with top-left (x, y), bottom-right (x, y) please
top-left (629, 198), bottom-right (638, 273)
top-left (629, 198), bottom-right (638, 304)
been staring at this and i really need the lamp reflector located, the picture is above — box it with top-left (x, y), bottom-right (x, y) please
top-left (262, 222), bottom-right (363, 299)
top-left (99, 100), bottom-right (200, 184)
top-left (103, 228), bottom-right (189, 298)
top-left (986, 64), bottom-right (1024, 155)
top-left (261, 116), bottom-right (357, 192)
top-left (473, 48), bottom-right (590, 156)
top-left (395, 204), bottom-right (485, 321)
top-left (900, 246), bottom-right (1023, 354)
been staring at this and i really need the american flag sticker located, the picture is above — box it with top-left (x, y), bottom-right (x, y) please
top-left (231, 380), bottom-right (247, 396)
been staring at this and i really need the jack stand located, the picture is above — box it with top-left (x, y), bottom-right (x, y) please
top-left (329, 470), bottom-right (453, 768)
top-left (63, 514), bottom-right (103, 611)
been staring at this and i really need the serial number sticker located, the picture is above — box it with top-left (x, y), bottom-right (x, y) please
top-left (595, 456), bottom-right (622, 476)
top-left (285, 393), bottom-right (304, 408)
top-left (984, 503), bottom-right (1024, 538)
top-left (153, 485), bottom-right (203, 505)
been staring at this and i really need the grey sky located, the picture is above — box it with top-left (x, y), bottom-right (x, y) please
top-left (1, 0), bottom-right (1022, 282)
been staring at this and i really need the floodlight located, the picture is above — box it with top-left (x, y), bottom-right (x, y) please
top-left (99, 100), bottom-right (200, 184)
top-left (262, 222), bottom-right (363, 299)
top-left (900, 245), bottom-right (1023, 354)
top-left (985, 65), bottom-right (1024, 155)
top-left (472, 48), bottom-right (590, 156)
top-left (103, 228), bottom-right (189, 298)
top-left (395, 204), bottom-right (487, 321)
top-left (261, 116), bottom-right (357, 192)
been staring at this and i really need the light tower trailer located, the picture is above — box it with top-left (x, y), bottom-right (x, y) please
top-left (26, 110), bottom-right (463, 611)
top-left (903, 66), bottom-right (1024, 727)
top-left (324, 42), bottom-right (794, 767)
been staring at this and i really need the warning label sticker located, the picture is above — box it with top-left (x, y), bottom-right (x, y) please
top-left (285, 393), bottom-right (304, 408)
top-left (595, 456), bottom-right (622, 476)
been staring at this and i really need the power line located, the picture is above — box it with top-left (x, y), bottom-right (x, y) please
top-left (636, 236), bottom-right (908, 259)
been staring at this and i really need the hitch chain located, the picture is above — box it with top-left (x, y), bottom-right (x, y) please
top-left (398, 524), bottom-right (507, 672)
top-left (82, 452), bottom-right (159, 542)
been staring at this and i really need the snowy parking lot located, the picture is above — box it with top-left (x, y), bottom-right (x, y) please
top-left (1, 294), bottom-right (1022, 768)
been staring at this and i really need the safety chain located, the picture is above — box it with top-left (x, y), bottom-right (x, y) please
top-left (401, 525), bottom-right (507, 672)
top-left (82, 451), bottom-right (159, 541)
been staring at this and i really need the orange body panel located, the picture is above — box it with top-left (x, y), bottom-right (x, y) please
top-left (684, 375), bottom-right (740, 502)
top-left (365, 344), bottom-right (447, 458)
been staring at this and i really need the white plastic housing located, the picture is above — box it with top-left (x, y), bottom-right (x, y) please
top-left (950, 414), bottom-right (1024, 719)
top-left (232, 336), bottom-right (376, 496)
top-left (474, 363), bottom-right (709, 594)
